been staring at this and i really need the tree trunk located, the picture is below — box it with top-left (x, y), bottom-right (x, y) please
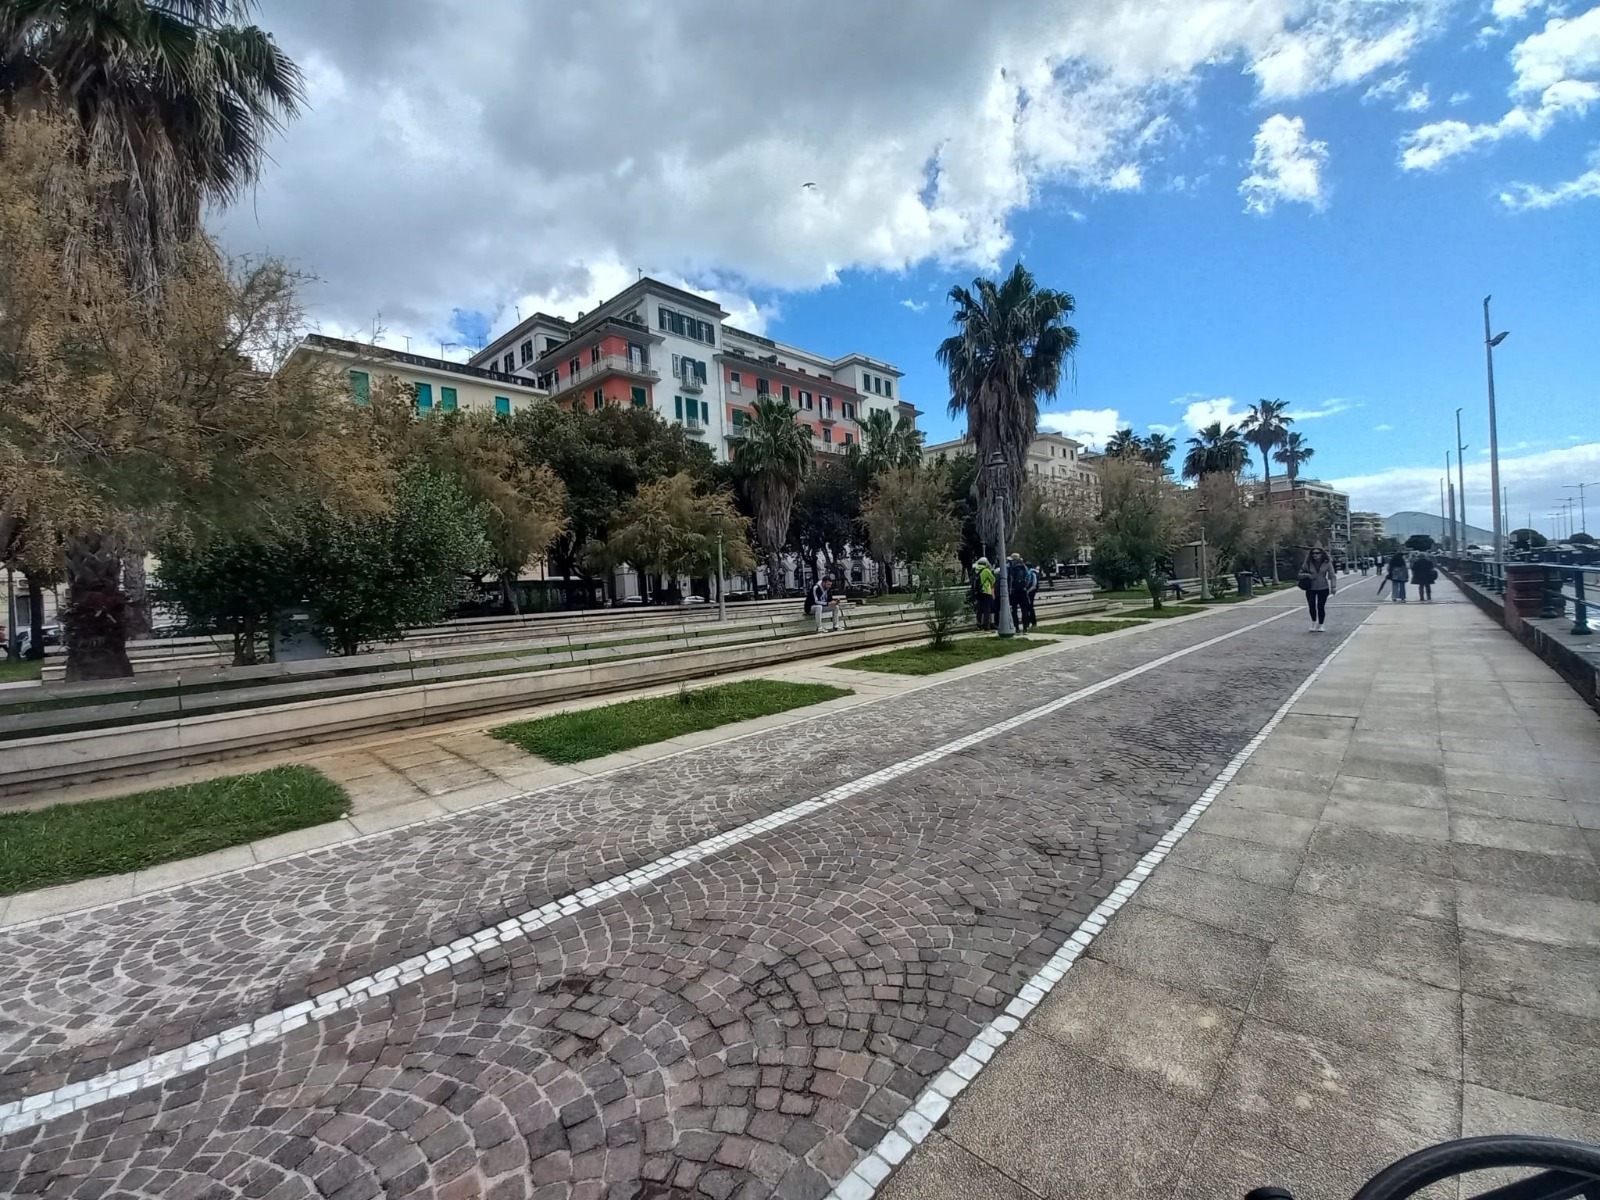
top-left (23, 570), bottom-right (47, 660)
top-left (122, 548), bottom-right (154, 640)
top-left (499, 572), bottom-right (521, 614)
top-left (62, 532), bottom-right (133, 680)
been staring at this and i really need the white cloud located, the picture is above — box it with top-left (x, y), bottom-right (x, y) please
top-left (1362, 72), bottom-right (1430, 111)
top-left (1040, 408), bottom-right (1124, 451)
top-left (1501, 144), bottom-right (1600, 207)
top-left (1400, 86), bottom-right (1433, 112)
top-left (1450, 89), bottom-right (1472, 104)
top-left (1240, 115), bottom-right (1329, 215)
top-left (1374, 423), bottom-right (1395, 431)
top-left (1492, 0), bottom-right (1544, 22)
top-left (1148, 422), bottom-right (1179, 437)
top-left (1329, 441), bottom-right (1600, 532)
top-left (1294, 398), bottom-right (1357, 419)
top-left (899, 299), bottom-right (928, 313)
top-left (1401, 7), bottom-right (1600, 170)
top-left (1179, 396), bottom-right (1251, 433)
top-left (208, 0), bottom-right (1449, 348)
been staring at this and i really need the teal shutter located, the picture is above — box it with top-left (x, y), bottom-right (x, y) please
top-left (415, 382), bottom-right (433, 410)
top-left (440, 386), bottom-right (458, 412)
top-left (674, 396), bottom-right (683, 420)
top-left (494, 395), bottom-right (511, 416)
top-left (701, 401), bottom-right (709, 423)
top-left (349, 370), bottom-right (370, 405)
top-left (631, 386), bottom-right (647, 408)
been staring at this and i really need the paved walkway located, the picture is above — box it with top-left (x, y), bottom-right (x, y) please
top-left (0, 580), bottom-right (1593, 1199)
top-left (881, 581), bottom-right (1600, 1200)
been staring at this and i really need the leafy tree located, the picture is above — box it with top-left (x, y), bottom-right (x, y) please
top-left (299, 467), bottom-right (489, 656)
top-left (939, 452), bottom-right (984, 573)
top-left (730, 394), bottom-right (811, 595)
top-left (1273, 431), bottom-right (1315, 483)
top-left (1191, 473), bottom-right (1259, 587)
top-left (1404, 533), bottom-right (1437, 552)
top-left (1509, 529), bottom-right (1546, 551)
top-left (153, 531), bottom-right (300, 665)
top-left (938, 264), bottom-right (1077, 549)
top-left (915, 557), bottom-right (969, 649)
top-left (593, 472), bottom-right (753, 601)
top-left (790, 462), bottom-right (863, 580)
top-left (1090, 458), bottom-right (1188, 606)
top-left (1142, 432), bottom-right (1178, 471)
top-left (1571, 531), bottom-right (1595, 546)
top-left (860, 467), bottom-right (960, 571)
top-left (1015, 479), bottom-right (1095, 568)
top-left (1105, 428), bottom-right (1142, 458)
top-left (0, 112), bottom-right (386, 678)
top-left (849, 409), bottom-right (923, 477)
top-left (1241, 399), bottom-right (1293, 496)
top-left (1182, 421), bottom-right (1249, 480)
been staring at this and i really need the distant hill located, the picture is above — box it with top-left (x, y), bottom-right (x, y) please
top-left (1385, 510), bottom-right (1495, 543)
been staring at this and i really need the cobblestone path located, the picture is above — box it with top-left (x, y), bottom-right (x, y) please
top-left (0, 598), bottom-right (1358, 1199)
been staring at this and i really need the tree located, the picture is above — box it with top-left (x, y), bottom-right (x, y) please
top-left (731, 394), bottom-right (811, 595)
top-left (0, 112), bottom-right (385, 678)
top-left (594, 472), bottom-right (753, 600)
top-left (1105, 428), bottom-right (1142, 458)
top-left (1571, 531), bottom-right (1595, 546)
top-left (1015, 479), bottom-right (1095, 568)
top-left (1, 0), bottom-right (305, 296)
top-left (1182, 422), bottom-right (1249, 480)
top-left (1089, 459), bottom-right (1188, 606)
top-left (1141, 432), bottom-right (1178, 472)
top-left (916, 557), bottom-right (968, 649)
top-left (1241, 399), bottom-right (1292, 498)
top-left (790, 462), bottom-right (863, 581)
top-left (860, 467), bottom-right (960, 571)
top-left (850, 409), bottom-right (923, 476)
top-left (1273, 431), bottom-right (1315, 483)
top-left (939, 452), bottom-right (984, 574)
top-left (153, 531), bottom-right (299, 665)
top-left (299, 467), bottom-right (489, 656)
top-left (1509, 528), bottom-right (1546, 551)
top-left (1191, 473), bottom-right (1261, 588)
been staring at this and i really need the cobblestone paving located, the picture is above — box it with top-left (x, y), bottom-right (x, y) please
top-left (0, 599), bottom-right (1351, 1198)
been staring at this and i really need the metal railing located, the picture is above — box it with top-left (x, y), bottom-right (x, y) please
top-left (548, 355), bottom-right (658, 398)
top-left (1447, 557), bottom-right (1595, 636)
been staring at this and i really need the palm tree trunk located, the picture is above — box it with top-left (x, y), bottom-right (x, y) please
top-left (62, 532), bottom-right (133, 680)
top-left (23, 569), bottom-right (47, 660)
top-left (1261, 453), bottom-right (1280, 583)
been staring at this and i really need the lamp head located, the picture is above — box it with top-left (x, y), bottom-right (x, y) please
top-left (1489, 331), bottom-right (1509, 347)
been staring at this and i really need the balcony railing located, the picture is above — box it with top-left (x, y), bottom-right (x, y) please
top-left (548, 355), bottom-right (658, 398)
top-left (677, 373), bottom-right (704, 393)
top-left (683, 414), bottom-right (706, 434)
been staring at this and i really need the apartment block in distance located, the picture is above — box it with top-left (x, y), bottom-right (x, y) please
top-left (293, 334), bottom-right (548, 416)
top-left (468, 277), bottom-right (918, 462)
top-left (922, 430), bottom-right (1099, 499)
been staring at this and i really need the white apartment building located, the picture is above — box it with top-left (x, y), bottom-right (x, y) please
top-left (468, 277), bottom-right (917, 462)
top-left (922, 430), bottom-right (1099, 497)
top-left (293, 334), bottom-right (549, 416)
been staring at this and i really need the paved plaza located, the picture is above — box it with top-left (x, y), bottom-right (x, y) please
top-left (0, 582), bottom-right (1595, 1199)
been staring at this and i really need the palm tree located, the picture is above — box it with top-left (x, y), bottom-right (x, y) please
top-left (1182, 422), bottom-right (1249, 480)
top-left (1105, 427), bottom-right (1141, 458)
top-left (1274, 431), bottom-right (1315, 484)
top-left (1141, 432), bottom-right (1177, 471)
top-left (938, 263), bottom-right (1078, 552)
top-left (731, 394), bottom-right (812, 596)
top-left (1241, 399), bottom-right (1293, 498)
top-left (1, 0), bottom-right (306, 293)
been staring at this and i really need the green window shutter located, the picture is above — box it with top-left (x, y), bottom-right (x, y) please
top-left (631, 386), bottom-right (647, 408)
top-left (349, 370), bottom-right (370, 405)
top-left (440, 386), bottom-right (458, 412)
top-left (674, 396), bottom-right (683, 420)
top-left (701, 401), bottom-right (709, 423)
top-left (494, 395), bottom-right (511, 416)
top-left (415, 381), bottom-right (433, 410)
top-left (593, 388), bottom-right (603, 410)
top-left (782, 385), bottom-right (791, 402)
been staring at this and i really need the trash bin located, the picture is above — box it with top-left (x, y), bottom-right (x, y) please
top-left (1235, 570), bottom-right (1254, 597)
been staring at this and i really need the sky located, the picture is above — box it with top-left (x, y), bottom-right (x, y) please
top-left (217, 0), bottom-right (1600, 538)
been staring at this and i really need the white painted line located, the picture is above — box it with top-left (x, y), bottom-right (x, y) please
top-left (0, 605), bottom-right (1299, 1138)
top-left (823, 619), bottom-right (1364, 1200)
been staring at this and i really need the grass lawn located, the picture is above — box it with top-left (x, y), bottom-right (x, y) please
top-left (837, 635), bottom-right (1047, 676)
top-left (0, 765), bottom-right (348, 897)
top-left (1035, 619), bottom-right (1151, 636)
top-left (0, 658), bottom-right (42, 684)
top-left (491, 679), bottom-right (852, 764)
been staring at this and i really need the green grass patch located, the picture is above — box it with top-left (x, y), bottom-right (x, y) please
top-left (491, 679), bottom-right (852, 764)
top-left (0, 765), bottom-right (348, 897)
top-left (1035, 619), bottom-right (1151, 636)
top-left (837, 635), bottom-right (1047, 676)
top-left (0, 658), bottom-right (42, 684)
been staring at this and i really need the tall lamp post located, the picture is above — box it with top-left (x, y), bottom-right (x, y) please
top-left (1455, 408), bottom-right (1468, 550)
top-left (986, 451), bottom-right (1016, 638)
top-left (1446, 451), bottom-right (1458, 553)
top-left (1482, 297), bottom-right (1509, 560)
top-left (1566, 483), bottom-right (1598, 536)
top-left (1197, 500), bottom-right (1211, 601)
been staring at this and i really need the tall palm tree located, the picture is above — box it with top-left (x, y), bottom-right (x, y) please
top-left (1182, 422), bottom-right (1249, 480)
top-left (1141, 432), bottom-right (1177, 471)
top-left (1105, 427), bottom-right (1141, 458)
top-left (732, 394), bottom-right (811, 596)
top-left (1241, 399), bottom-right (1293, 498)
top-left (1274, 431), bottom-right (1315, 484)
top-left (2, 0), bottom-right (304, 679)
top-left (938, 263), bottom-right (1077, 553)
top-left (1, 0), bottom-right (306, 293)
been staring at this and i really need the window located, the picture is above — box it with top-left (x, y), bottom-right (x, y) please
top-left (863, 372), bottom-right (873, 392)
top-left (494, 395), bottom-right (511, 416)
top-left (544, 336), bottom-right (561, 352)
top-left (569, 357), bottom-right (581, 378)
top-left (883, 379), bottom-right (892, 398)
top-left (844, 432), bottom-right (854, 445)
top-left (502, 352), bottom-right (515, 374)
top-left (440, 386), bottom-right (458, 412)
top-left (537, 371), bottom-right (554, 389)
top-left (519, 339), bottom-right (533, 364)
top-left (590, 345), bottom-right (601, 365)
top-left (674, 396), bottom-right (683, 420)
top-left (414, 381), bottom-right (433, 410)
top-left (349, 369), bottom-right (370, 405)
top-left (731, 409), bottom-right (745, 428)
top-left (843, 400), bottom-right (854, 420)
top-left (800, 390), bottom-right (812, 409)
top-left (588, 388), bottom-right (601, 409)
top-left (631, 386), bottom-right (647, 408)
top-left (820, 396), bottom-right (831, 418)
top-left (730, 371), bottom-right (742, 394)
top-left (700, 400), bottom-right (709, 424)
top-left (782, 384), bottom-right (791, 402)
top-left (757, 377), bottom-right (770, 395)
top-left (822, 427), bottom-right (833, 444)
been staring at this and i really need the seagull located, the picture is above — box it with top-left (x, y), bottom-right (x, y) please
top-left (802, 182), bottom-right (817, 190)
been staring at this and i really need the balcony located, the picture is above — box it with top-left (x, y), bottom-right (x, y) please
top-left (548, 354), bottom-right (658, 400)
top-left (683, 413), bottom-right (706, 434)
top-left (677, 373), bottom-right (704, 394)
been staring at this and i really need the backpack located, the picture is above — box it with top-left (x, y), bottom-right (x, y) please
top-left (803, 584), bottom-right (817, 614)
top-left (1026, 567), bottom-right (1039, 594)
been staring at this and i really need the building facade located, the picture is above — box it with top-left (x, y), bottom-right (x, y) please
top-left (294, 334), bottom-right (549, 416)
top-left (1348, 511), bottom-right (1385, 545)
top-left (922, 430), bottom-right (1099, 500)
top-left (467, 278), bottom-right (917, 463)
top-left (1256, 477), bottom-right (1353, 551)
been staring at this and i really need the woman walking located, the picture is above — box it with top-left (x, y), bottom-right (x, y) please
top-left (1300, 547), bottom-right (1336, 632)
top-left (1381, 552), bottom-right (1408, 602)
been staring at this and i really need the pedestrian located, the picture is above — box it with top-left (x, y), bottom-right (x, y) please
top-left (1006, 553), bottom-right (1029, 631)
top-left (970, 557), bottom-right (994, 630)
top-left (1412, 554), bottom-right (1436, 602)
top-left (1168, 567), bottom-right (1185, 601)
top-left (1360, 559), bottom-right (1370, 577)
top-left (1298, 546), bottom-right (1336, 632)
top-left (1380, 552), bottom-right (1408, 602)
top-left (1022, 560), bottom-right (1040, 631)
top-left (811, 573), bottom-right (846, 633)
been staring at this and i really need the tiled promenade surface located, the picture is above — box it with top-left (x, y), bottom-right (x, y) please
top-left (882, 582), bottom-right (1600, 1200)
top-left (0, 581), bottom-right (1591, 1199)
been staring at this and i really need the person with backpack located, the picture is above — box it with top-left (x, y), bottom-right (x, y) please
top-left (1022, 560), bottom-right (1040, 631)
top-left (1380, 552), bottom-right (1408, 602)
top-left (972, 557), bottom-right (996, 630)
top-left (1006, 554), bottom-right (1030, 632)
top-left (1412, 555), bottom-right (1436, 602)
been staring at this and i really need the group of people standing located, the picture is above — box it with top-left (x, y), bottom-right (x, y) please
top-left (1375, 552), bottom-right (1437, 603)
top-left (970, 554), bottom-right (1041, 631)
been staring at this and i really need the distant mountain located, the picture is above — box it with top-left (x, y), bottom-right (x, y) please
top-left (1385, 510), bottom-right (1495, 543)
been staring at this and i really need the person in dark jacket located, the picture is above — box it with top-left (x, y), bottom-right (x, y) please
top-left (1299, 547), bottom-right (1336, 631)
top-left (1411, 555), bottom-right (1437, 602)
top-left (1380, 552), bottom-right (1408, 602)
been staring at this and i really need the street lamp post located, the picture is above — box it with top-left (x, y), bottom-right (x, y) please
top-left (715, 527), bottom-right (727, 623)
top-left (1482, 297), bottom-right (1509, 560)
top-left (1197, 500), bottom-right (1211, 601)
top-left (986, 451), bottom-right (1016, 638)
top-left (1565, 483), bottom-right (1599, 535)
top-left (1455, 408), bottom-right (1468, 550)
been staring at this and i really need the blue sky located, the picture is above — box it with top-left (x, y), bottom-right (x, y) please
top-left (227, 0), bottom-right (1600, 535)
